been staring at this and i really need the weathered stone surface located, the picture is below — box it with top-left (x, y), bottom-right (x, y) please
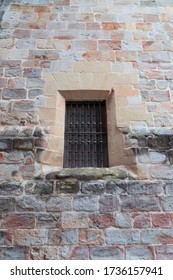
top-left (14, 230), bottom-right (48, 246)
top-left (156, 245), bottom-right (173, 260)
top-left (99, 195), bottom-right (119, 213)
top-left (0, 247), bottom-right (28, 260)
top-left (73, 195), bottom-right (99, 212)
top-left (106, 180), bottom-right (127, 194)
top-left (81, 181), bottom-right (105, 194)
top-left (0, 182), bottom-right (23, 196)
top-left (121, 195), bottom-right (161, 212)
top-left (2, 214), bottom-right (35, 229)
top-left (0, 139), bottom-right (13, 150)
top-left (13, 138), bottom-right (35, 150)
top-left (126, 246), bottom-right (154, 260)
top-left (62, 212), bottom-right (89, 229)
top-left (0, 198), bottom-right (15, 213)
top-left (56, 179), bottom-right (79, 194)
top-left (89, 213), bottom-right (115, 229)
top-left (90, 246), bottom-right (123, 260)
top-left (105, 229), bottom-right (140, 245)
top-left (116, 213), bottom-right (132, 228)
top-left (141, 229), bottom-right (173, 245)
top-left (17, 196), bottom-right (45, 212)
top-left (36, 213), bottom-right (60, 229)
top-left (127, 181), bottom-right (164, 195)
top-left (47, 196), bottom-right (72, 212)
top-left (46, 167), bottom-right (128, 181)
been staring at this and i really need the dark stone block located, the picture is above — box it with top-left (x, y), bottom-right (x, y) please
top-left (34, 181), bottom-right (54, 195)
top-left (147, 136), bottom-right (171, 150)
top-left (13, 138), bottom-right (35, 150)
top-left (56, 179), bottom-right (79, 194)
top-left (0, 138), bottom-right (13, 150)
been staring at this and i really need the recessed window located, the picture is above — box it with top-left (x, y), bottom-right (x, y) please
top-left (63, 100), bottom-right (108, 168)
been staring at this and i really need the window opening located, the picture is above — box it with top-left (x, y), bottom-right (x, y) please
top-left (63, 100), bottom-right (108, 168)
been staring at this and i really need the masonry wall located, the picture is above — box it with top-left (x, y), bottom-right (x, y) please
top-left (1, 0), bottom-right (173, 259)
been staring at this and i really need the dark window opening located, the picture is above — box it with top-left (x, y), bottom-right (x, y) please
top-left (63, 100), bottom-right (108, 168)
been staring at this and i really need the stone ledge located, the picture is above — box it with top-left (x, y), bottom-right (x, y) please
top-left (45, 167), bottom-right (129, 181)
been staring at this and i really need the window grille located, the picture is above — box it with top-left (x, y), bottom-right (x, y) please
top-left (63, 100), bottom-right (108, 168)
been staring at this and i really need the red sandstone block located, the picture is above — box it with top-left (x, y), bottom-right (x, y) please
top-left (82, 51), bottom-right (115, 61)
top-left (54, 0), bottom-right (70, 6)
top-left (152, 213), bottom-right (173, 228)
top-left (1, 214), bottom-right (35, 229)
top-left (102, 22), bottom-right (125, 30)
top-left (89, 213), bottom-right (115, 229)
top-left (34, 6), bottom-right (51, 12)
top-left (133, 213), bottom-right (151, 228)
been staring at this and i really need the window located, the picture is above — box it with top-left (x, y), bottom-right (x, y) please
top-left (63, 100), bottom-right (108, 168)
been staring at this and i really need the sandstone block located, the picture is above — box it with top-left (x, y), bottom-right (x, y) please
top-left (99, 195), bottom-right (119, 213)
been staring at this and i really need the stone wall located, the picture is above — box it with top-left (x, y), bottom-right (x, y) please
top-left (1, 167), bottom-right (173, 260)
top-left (1, 0), bottom-right (173, 259)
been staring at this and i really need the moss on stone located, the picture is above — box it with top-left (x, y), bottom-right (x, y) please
top-left (45, 167), bottom-right (128, 181)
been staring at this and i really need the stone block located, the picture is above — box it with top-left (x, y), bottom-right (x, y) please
top-left (0, 198), bottom-right (15, 213)
top-left (47, 196), bottom-right (72, 212)
top-left (152, 213), bottom-right (172, 228)
top-left (81, 181), bottom-right (105, 194)
top-left (0, 231), bottom-right (13, 246)
top-left (73, 195), bottom-right (99, 212)
top-left (160, 197), bottom-right (173, 211)
top-left (47, 230), bottom-right (61, 245)
top-left (79, 229), bottom-right (104, 245)
top-left (116, 213), bottom-right (132, 228)
top-left (105, 229), bottom-right (140, 245)
top-left (26, 78), bottom-right (44, 88)
top-left (17, 196), bottom-right (45, 212)
top-left (14, 230), bottom-right (48, 246)
top-left (0, 139), bottom-right (13, 150)
top-left (12, 100), bottom-right (36, 112)
top-left (23, 68), bottom-right (42, 78)
top-left (62, 212), bottom-right (89, 229)
top-left (13, 138), bottom-right (35, 150)
top-left (36, 213), bottom-right (60, 228)
top-left (106, 180), bottom-right (127, 194)
top-left (56, 179), bottom-right (79, 194)
top-left (128, 181), bottom-right (164, 195)
top-left (121, 195), bottom-right (161, 212)
top-left (89, 213), bottom-right (114, 229)
top-left (0, 182), bottom-right (23, 196)
top-left (99, 195), bottom-right (119, 213)
top-left (70, 246), bottom-right (89, 260)
top-left (2, 214), bottom-right (35, 229)
top-left (0, 247), bottom-right (28, 260)
top-left (5, 68), bottom-right (22, 77)
top-left (60, 229), bottom-right (78, 245)
top-left (90, 246), bottom-right (123, 260)
top-left (126, 246), bottom-right (154, 260)
top-left (150, 165), bottom-right (173, 179)
top-left (133, 214), bottom-right (151, 229)
top-left (141, 229), bottom-right (173, 244)
top-left (156, 245), bottom-right (173, 260)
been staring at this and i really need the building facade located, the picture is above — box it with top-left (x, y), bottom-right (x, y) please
top-left (0, 0), bottom-right (173, 259)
